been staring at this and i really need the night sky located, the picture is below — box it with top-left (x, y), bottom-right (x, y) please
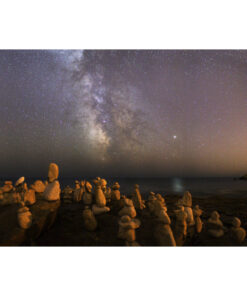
top-left (0, 50), bottom-right (247, 178)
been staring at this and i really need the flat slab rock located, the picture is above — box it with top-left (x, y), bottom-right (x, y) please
top-left (0, 200), bottom-right (60, 246)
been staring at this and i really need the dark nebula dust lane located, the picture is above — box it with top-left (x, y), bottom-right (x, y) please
top-left (0, 50), bottom-right (247, 178)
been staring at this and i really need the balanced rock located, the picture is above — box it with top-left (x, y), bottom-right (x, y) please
top-left (118, 198), bottom-right (137, 218)
top-left (174, 206), bottom-right (188, 246)
top-left (62, 186), bottom-right (73, 201)
top-left (105, 187), bottom-right (112, 202)
top-left (44, 163), bottom-right (61, 201)
top-left (82, 208), bottom-right (98, 231)
top-left (15, 176), bottom-right (25, 187)
top-left (180, 191), bottom-right (194, 226)
top-left (154, 206), bottom-right (176, 246)
top-left (118, 215), bottom-right (141, 245)
top-left (207, 211), bottom-right (225, 238)
top-left (17, 203), bottom-right (32, 229)
top-left (94, 183), bottom-right (106, 207)
top-left (147, 192), bottom-right (157, 213)
top-left (2, 181), bottom-right (14, 193)
top-left (30, 180), bottom-right (46, 193)
top-left (48, 163), bottom-right (59, 182)
top-left (44, 180), bottom-right (61, 201)
top-left (230, 217), bottom-right (246, 245)
top-left (101, 179), bottom-right (107, 191)
top-left (111, 182), bottom-right (120, 201)
top-left (92, 204), bottom-right (110, 215)
top-left (132, 184), bottom-right (145, 210)
top-left (24, 189), bottom-right (36, 205)
top-left (73, 181), bottom-right (82, 202)
top-left (82, 181), bottom-right (93, 205)
top-left (193, 205), bottom-right (203, 233)
top-left (156, 193), bottom-right (166, 205)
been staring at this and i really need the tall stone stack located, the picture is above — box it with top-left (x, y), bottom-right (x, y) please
top-left (193, 205), bottom-right (203, 234)
top-left (206, 211), bottom-right (225, 238)
top-left (111, 182), bottom-right (121, 201)
top-left (73, 180), bottom-right (82, 202)
top-left (17, 202), bottom-right (32, 229)
top-left (154, 206), bottom-right (176, 246)
top-left (132, 184), bottom-right (145, 211)
top-left (118, 198), bottom-right (137, 218)
top-left (43, 163), bottom-right (61, 201)
top-left (118, 215), bottom-right (141, 246)
top-left (174, 206), bottom-right (188, 246)
top-left (92, 177), bottom-right (110, 215)
top-left (230, 217), bottom-right (246, 245)
top-left (82, 208), bottom-right (98, 231)
top-left (82, 181), bottom-right (93, 206)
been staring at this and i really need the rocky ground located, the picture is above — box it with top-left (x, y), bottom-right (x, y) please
top-left (34, 194), bottom-right (247, 247)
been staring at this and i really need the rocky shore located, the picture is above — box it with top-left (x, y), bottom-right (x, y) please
top-left (1, 163), bottom-right (247, 247)
top-left (35, 193), bottom-right (247, 247)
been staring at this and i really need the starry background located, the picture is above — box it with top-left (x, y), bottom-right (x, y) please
top-left (0, 50), bottom-right (247, 178)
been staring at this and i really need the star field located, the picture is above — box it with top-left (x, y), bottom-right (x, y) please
top-left (0, 50), bottom-right (247, 178)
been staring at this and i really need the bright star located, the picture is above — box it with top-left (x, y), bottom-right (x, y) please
top-left (173, 135), bottom-right (177, 139)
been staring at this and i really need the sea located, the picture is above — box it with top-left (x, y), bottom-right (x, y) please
top-left (1, 177), bottom-right (247, 199)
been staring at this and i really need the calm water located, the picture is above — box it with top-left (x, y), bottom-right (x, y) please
top-left (3, 177), bottom-right (246, 199)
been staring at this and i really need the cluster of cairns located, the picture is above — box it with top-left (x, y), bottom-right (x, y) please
top-left (0, 163), bottom-right (60, 230)
top-left (60, 178), bottom-right (247, 246)
top-left (0, 166), bottom-right (246, 246)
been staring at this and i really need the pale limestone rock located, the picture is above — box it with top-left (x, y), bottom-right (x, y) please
top-left (15, 176), bottom-right (25, 187)
top-left (48, 163), bottom-right (59, 182)
top-left (92, 204), bottom-right (110, 215)
top-left (44, 180), bottom-right (61, 201)
top-left (193, 205), bottom-right (203, 233)
top-left (24, 189), bottom-right (36, 205)
top-left (30, 180), bottom-right (46, 193)
top-left (118, 198), bottom-right (137, 218)
top-left (207, 211), bottom-right (224, 238)
top-left (231, 217), bottom-right (246, 245)
top-left (82, 208), bottom-right (98, 231)
top-left (95, 184), bottom-right (106, 207)
top-left (17, 204), bottom-right (32, 229)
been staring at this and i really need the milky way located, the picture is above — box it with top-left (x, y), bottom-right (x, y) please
top-left (0, 50), bottom-right (247, 178)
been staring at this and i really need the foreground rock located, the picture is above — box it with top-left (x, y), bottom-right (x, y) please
top-left (0, 200), bottom-right (60, 246)
top-left (154, 206), bottom-right (176, 246)
top-left (43, 163), bottom-right (61, 201)
top-left (230, 217), bottom-right (246, 245)
top-left (118, 215), bottom-right (141, 246)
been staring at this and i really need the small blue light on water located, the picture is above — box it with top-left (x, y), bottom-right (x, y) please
top-left (172, 178), bottom-right (184, 193)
